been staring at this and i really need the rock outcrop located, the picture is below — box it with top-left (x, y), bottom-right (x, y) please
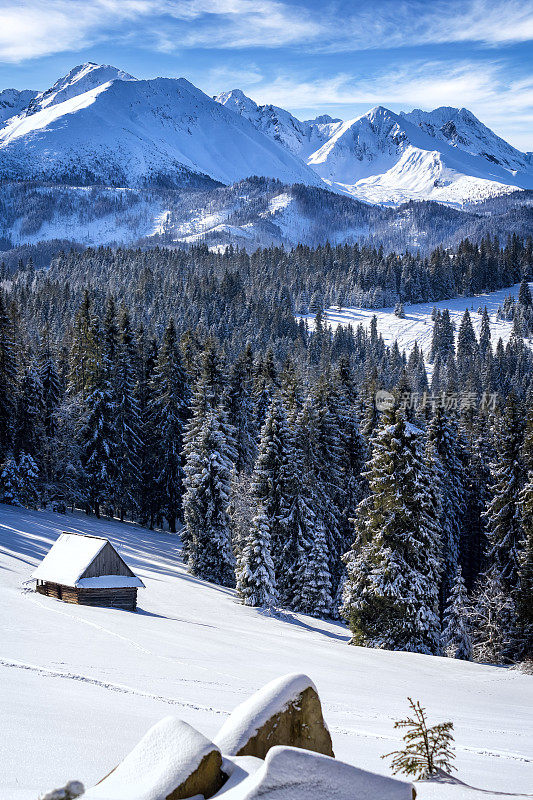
top-left (214, 673), bottom-right (334, 759)
top-left (85, 717), bottom-right (225, 800)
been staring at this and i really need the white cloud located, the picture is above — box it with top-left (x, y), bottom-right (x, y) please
top-left (0, 1), bottom-right (155, 61)
top-left (226, 60), bottom-right (533, 151)
top-left (0, 0), bottom-right (321, 62)
top-left (1, 0), bottom-right (532, 63)
top-left (318, 0), bottom-right (533, 51)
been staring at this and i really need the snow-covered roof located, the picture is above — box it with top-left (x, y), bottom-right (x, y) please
top-left (31, 532), bottom-right (143, 588)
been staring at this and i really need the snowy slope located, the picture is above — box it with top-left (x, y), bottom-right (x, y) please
top-left (216, 92), bottom-right (533, 205)
top-left (300, 282), bottom-right (533, 371)
top-left (0, 504), bottom-right (531, 799)
top-left (0, 65), bottom-right (321, 189)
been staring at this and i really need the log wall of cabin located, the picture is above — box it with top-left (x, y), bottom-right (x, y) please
top-left (36, 581), bottom-right (137, 610)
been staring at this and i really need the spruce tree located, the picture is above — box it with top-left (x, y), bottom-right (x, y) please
top-left (1, 455), bottom-right (20, 505)
top-left (184, 408), bottom-right (235, 587)
top-left (248, 396), bottom-right (293, 595)
top-left (114, 307), bottom-right (141, 520)
top-left (516, 476), bottom-right (533, 655)
top-left (341, 409), bottom-right (442, 654)
top-left (0, 293), bottom-right (18, 460)
top-left (484, 393), bottom-right (525, 590)
top-left (236, 504), bottom-right (278, 608)
top-left (470, 573), bottom-right (517, 663)
top-left (442, 567), bottom-right (472, 660)
top-left (427, 406), bottom-right (466, 607)
top-left (149, 319), bottom-right (189, 532)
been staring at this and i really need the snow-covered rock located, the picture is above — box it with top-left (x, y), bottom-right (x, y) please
top-left (219, 746), bottom-right (414, 800)
top-left (214, 673), bottom-right (334, 759)
top-left (0, 88), bottom-right (37, 125)
top-left (84, 717), bottom-right (225, 800)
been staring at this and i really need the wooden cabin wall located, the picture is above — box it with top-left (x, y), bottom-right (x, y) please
top-left (81, 542), bottom-right (134, 579)
top-left (36, 582), bottom-right (137, 610)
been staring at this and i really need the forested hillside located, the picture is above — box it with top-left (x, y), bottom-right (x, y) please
top-left (0, 237), bottom-right (532, 664)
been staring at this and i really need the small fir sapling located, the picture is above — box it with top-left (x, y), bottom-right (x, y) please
top-left (383, 697), bottom-right (456, 779)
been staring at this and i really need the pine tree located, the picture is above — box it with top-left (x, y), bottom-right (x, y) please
top-left (14, 365), bottom-right (45, 465)
top-left (184, 408), bottom-right (235, 586)
top-left (341, 409), bottom-right (442, 654)
top-left (297, 519), bottom-right (333, 617)
top-left (516, 476), bottom-right (533, 655)
top-left (383, 698), bottom-right (455, 779)
top-left (248, 396), bottom-right (293, 597)
top-left (470, 573), bottom-right (517, 663)
top-left (236, 504), bottom-right (278, 608)
top-left (17, 451), bottom-right (40, 508)
top-left (456, 309), bottom-right (479, 385)
top-left (82, 383), bottom-right (115, 517)
top-left (1, 455), bottom-right (20, 505)
top-left (149, 319), bottom-right (189, 532)
top-left (113, 307), bottom-right (141, 520)
top-left (80, 302), bottom-right (117, 516)
top-left (226, 344), bottom-right (256, 473)
top-left (484, 393), bottom-right (525, 590)
top-left (479, 307), bottom-right (492, 358)
top-left (0, 293), bottom-right (18, 460)
top-left (427, 406), bottom-right (466, 607)
top-left (442, 567), bottom-right (472, 660)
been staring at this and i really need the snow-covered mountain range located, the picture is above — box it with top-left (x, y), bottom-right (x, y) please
top-left (1, 62), bottom-right (532, 206)
top-left (216, 91), bottom-right (533, 205)
top-left (1, 62), bottom-right (532, 257)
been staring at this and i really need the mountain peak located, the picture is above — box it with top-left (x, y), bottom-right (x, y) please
top-left (304, 114), bottom-right (343, 126)
top-left (25, 63), bottom-right (136, 116)
top-left (215, 89), bottom-right (259, 115)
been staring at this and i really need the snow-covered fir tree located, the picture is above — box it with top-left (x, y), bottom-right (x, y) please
top-left (470, 573), bottom-right (517, 663)
top-left (113, 307), bottom-right (142, 520)
top-left (341, 408), bottom-right (442, 654)
top-left (184, 408), bottom-right (236, 587)
top-left (484, 393), bottom-right (525, 591)
top-left (148, 319), bottom-right (189, 532)
top-left (0, 292), bottom-right (18, 460)
top-left (236, 503), bottom-right (278, 608)
top-left (442, 566), bottom-right (472, 660)
top-left (427, 406), bottom-right (466, 607)
top-left (248, 396), bottom-right (293, 597)
top-left (1, 455), bottom-right (20, 505)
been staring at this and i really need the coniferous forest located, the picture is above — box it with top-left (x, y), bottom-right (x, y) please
top-left (1, 235), bottom-right (532, 665)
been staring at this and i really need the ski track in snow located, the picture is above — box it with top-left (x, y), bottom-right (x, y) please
top-left (0, 658), bottom-right (228, 716)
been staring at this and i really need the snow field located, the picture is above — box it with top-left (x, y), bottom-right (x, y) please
top-left (0, 505), bottom-right (531, 799)
top-left (300, 282), bottom-right (533, 374)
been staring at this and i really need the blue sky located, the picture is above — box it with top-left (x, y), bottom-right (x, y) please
top-left (1, 0), bottom-right (532, 150)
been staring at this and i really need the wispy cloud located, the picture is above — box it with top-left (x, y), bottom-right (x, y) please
top-left (1, 0), bottom-right (532, 63)
top-left (0, 0), bottom-right (152, 61)
top-left (222, 60), bottom-right (533, 150)
top-left (318, 0), bottom-right (533, 52)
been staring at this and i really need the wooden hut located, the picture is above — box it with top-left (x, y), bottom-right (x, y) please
top-left (32, 532), bottom-right (144, 610)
